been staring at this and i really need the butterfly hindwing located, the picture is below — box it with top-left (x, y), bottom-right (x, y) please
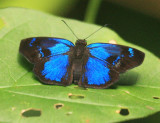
top-left (78, 43), bottom-right (145, 88)
top-left (79, 56), bottom-right (119, 88)
top-left (34, 54), bottom-right (73, 86)
top-left (19, 37), bottom-right (74, 86)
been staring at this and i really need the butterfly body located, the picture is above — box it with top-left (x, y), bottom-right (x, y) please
top-left (19, 37), bottom-right (145, 89)
top-left (71, 39), bottom-right (88, 84)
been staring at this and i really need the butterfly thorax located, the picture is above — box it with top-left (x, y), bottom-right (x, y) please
top-left (74, 39), bottom-right (87, 59)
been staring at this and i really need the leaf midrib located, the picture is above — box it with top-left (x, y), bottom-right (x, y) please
top-left (3, 89), bottom-right (157, 109)
top-left (1, 83), bottom-right (159, 106)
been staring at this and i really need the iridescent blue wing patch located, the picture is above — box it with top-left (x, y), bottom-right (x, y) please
top-left (34, 54), bottom-right (73, 85)
top-left (78, 43), bottom-right (145, 88)
top-left (79, 57), bottom-right (119, 88)
top-left (19, 37), bottom-right (74, 86)
top-left (87, 43), bottom-right (145, 73)
top-left (20, 37), bottom-right (74, 63)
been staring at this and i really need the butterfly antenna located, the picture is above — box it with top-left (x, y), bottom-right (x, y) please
top-left (62, 20), bottom-right (79, 39)
top-left (84, 24), bottom-right (108, 40)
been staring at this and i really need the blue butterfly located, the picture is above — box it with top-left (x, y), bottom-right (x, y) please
top-left (19, 22), bottom-right (145, 89)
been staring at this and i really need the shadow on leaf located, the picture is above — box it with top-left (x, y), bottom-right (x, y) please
top-left (17, 54), bottom-right (33, 71)
top-left (120, 111), bottom-right (160, 123)
top-left (117, 71), bottom-right (139, 86)
top-left (109, 71), bottom-right (139, 89)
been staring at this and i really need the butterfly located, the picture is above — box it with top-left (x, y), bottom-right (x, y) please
top-left (19, 21), bottom-right (145, 89)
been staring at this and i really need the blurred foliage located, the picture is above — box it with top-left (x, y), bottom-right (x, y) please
top-left (97, 1), bottom-right (160, 58)
top-left (105, 0), bottom-right (160, 20)
top-left (64, 0), bottom-right (160, 58)
top-left (0, 0), bottom-right (77, 15)
top-left (84, 0), bottom-right (102, 23)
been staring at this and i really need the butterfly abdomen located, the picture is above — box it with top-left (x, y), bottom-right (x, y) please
top-left (72, 59), bottom-right (83, 83)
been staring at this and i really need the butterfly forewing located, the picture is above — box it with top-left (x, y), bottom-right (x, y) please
top-left (87, 43), bottom-right (145, 73)
top-left (19, 37), bottom-right (74, 86)
top-left (19, 37), bottom-right (74, 63)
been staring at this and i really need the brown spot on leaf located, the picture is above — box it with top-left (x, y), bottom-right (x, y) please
top-left (124, 91), bottom-right (130, 94)
top-left (54, 103), bottom-right (64, 109)
top-left (116, 110), bottom-right (120, 114)
top-left (68, 93), bottom-right (85, 99)
top-left (146, 106), bottom-right (154, 110)
top-left (108, 40), bottom-right (117, 44)
top-left (12, 107), bottom-right (16, 111)
top-left (153, 96), bottom-right (160, 99)
top-left (68, 93), bottom-right (72, 96)
top-left (21, 108), bottom-right (41, 117)
top-left (86, 119), bottom-right (90, 123)
top-left (66, 112), bottom-right (73, 115)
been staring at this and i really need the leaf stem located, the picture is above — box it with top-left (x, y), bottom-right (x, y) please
top-left (84, 0), bottom-right (102, 23)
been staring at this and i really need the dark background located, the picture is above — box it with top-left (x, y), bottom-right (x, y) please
top-left (65, 0), bottom-right (160, 58)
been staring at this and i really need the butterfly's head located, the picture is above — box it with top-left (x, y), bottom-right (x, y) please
top-left (75, 39), bottom-right (87, 46)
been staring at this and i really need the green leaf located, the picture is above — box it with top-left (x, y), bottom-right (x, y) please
top-left (0, 18), bottom-right (5, 30)
top-left (0, 0), bottom-right (77, 15)
top-left (0, 8), bottom-right (160, 123)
